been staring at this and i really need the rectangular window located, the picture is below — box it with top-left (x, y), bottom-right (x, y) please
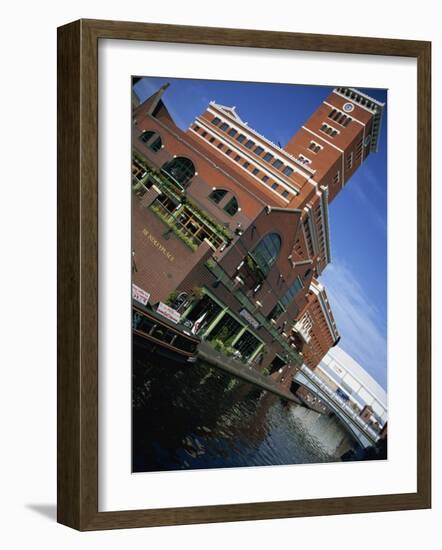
top-left (217, 143), bottom-right (224, 150)
top-left (245, 139), bottom-right (255, 149)
top-left (263, 152), bottom-right (273, 162)
top-left (309, 141), bottom-right (322, 153)
top-left (193, 124), bottom-right (200, 131)
top-left (271, 183), bottom-right (279, 190)
top-left (346, 152), bottom-right (354, 170)
top-left (328, 108), bottom-right (352, 127)
top-left (283, 166), bottom-right (294, 176)
top-left (297, 155), bottom-right (311, 165)
top-left (252, 168), bottom-right (259, 175)
top-left (237, 134), bottom-right (246, 143)
top-left (243, 161), bottom-right (250, 169)
top-left (212, 117), bottom-right (221, 126)
top-left (220, 122), bottom-right (229, 131)
top-left (226, 148), bottom-right (233, 156)
top-left (320, 123), bottom-right (339, 137)
top-left (201, 131), bottom-right (207, 138)
top-left (281, 190), bottom-right (289, 198)
top-left (273, 159), bottom-right (283, 169)
top-left (254, 146), bottom-right (264, 156)
top-left (228, 128), bottom-right (237, 137)
top-left (209, 137), bottom-right (216, 143)
top-left (262, 175), bottom-right (269, 183)
top-left (234, 155), bottom-right (241, 162)
top-left (333, 171), bottom-right (340, 184)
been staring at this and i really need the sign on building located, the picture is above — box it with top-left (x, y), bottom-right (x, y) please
top-left (239, 308), bottom-right (260, 330)
top-left (157, 302), bottom-right (181, 324)
top-left (132, 284), bottom-right (150, 306)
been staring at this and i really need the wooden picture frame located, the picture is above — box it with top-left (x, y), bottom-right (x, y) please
top-left (57, 18), bottom-right (431, 530)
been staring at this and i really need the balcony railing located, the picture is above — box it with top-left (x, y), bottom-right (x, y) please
top-left (132, 153), bottom-right (233, 248)
top-left (150, 201), bottom-right (201, 251)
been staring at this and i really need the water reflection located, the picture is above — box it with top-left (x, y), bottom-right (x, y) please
top-left (132, 344), bottom-right (348, 473)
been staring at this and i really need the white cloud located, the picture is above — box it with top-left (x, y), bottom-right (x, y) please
top-left (320, 260), bottom-right (387, 389)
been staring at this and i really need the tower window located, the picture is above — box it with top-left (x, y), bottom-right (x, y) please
top-left (320, 123), bottom-right (339, 137)
top-left (308, 141), bottom-right (322, 153)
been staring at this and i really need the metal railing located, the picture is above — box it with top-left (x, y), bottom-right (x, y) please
top-left (150, 200), bottom-right (203, 250)
top-left (207, 262), bottom-right (303, 364)
top-left (298, 365), bottom-right (380, 441)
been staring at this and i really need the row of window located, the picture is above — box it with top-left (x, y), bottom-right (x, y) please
top-left (209, 116), bottom-right (299, 178)
top-left (308, 141), bottom-right (322, 154)
top-left (320, 123), bottom-right (339, 137)
top-left (195, 122), bottom-right (293, 200)
top-left (328, 108), bottom-right (352, 127)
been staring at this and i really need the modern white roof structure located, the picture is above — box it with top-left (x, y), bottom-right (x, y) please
top-left (317, 346), bottom-right (387, 424)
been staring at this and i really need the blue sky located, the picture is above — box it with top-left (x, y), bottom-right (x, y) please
top-left (134, 77), bottom-right (388, 390)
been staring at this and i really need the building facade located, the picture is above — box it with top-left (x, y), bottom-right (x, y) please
top-left (131, 82), bottom-right (384, 382)
top-left (314, 346), bottom-right (387, 433)
top-left (291, 278), bottom-right (340, 370)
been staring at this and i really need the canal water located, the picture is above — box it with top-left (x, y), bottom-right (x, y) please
top-left (133, 346), bottom-right (352, 473)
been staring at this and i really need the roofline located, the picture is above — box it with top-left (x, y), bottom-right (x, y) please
top-left (333, 87), bottom-right (385, 153)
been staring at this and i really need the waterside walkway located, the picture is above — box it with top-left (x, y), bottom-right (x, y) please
top-left (197, 341), bottom-right (302, 405)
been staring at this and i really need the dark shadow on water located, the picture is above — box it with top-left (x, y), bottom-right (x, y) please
top-left (26, 504), bottom-right (57, 521)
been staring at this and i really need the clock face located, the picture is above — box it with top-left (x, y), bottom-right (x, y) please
top-left (343, 102), bottom-right (354, 113)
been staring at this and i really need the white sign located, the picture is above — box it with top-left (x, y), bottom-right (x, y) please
top-left (157, 302), bottom-right (181, 324)
top-left (132, 284), bottom-right (150, 305)
top-left (239, 308), bottom-right (260, 330)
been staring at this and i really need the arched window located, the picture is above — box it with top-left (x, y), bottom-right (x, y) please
top-left (162, 157), bottom-right (195, 187)
top-left (251, 233), bottom-right (281, 274)
top-left (223, 196), bottom-right (239, 216)
top-left (209, 189), bottom-right (228, 204)
top-left (140, 130), bottom-right (162, 152)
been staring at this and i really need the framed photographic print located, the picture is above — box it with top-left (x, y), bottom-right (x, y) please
top-left (57, 19), bottom-right (431, 530)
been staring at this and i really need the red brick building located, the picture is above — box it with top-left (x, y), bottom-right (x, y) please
top-left (131, 82), bottom-right (384, 377)
top-left (290, 279), bottom-right (340, 370)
